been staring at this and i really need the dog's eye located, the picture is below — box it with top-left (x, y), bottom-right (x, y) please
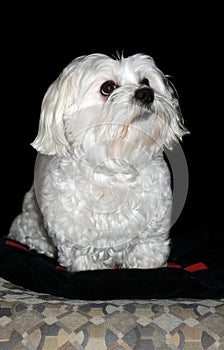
top-left (140, 78), bottom-right (150, 86)
top-left (100, 80), bottom-right (118, 96)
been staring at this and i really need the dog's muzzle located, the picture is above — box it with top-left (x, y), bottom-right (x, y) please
top-left (134, 87), bottom-right (154, 108)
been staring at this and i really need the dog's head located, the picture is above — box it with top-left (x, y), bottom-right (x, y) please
top-left (31, 53), bottom-right (188, 157)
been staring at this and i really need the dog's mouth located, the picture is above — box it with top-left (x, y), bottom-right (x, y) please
top-left (118, 124), bottom-right (129, 139)
top-left (131, 109), bottom-right (153, 123)
top-left (117, 110), bottom-right (153, 140)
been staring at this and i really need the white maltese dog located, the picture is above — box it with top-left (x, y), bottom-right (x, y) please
top-left (8, 53), bottom-right (188, 272)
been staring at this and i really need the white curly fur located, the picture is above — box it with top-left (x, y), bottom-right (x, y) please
top-left (8, 53), bottom-right (188, 272)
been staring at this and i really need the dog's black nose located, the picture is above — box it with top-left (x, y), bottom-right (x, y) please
top-left (134, 87), bottom-right (154, 106)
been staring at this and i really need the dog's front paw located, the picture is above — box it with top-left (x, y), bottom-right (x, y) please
top-left (123, 243), bottom-right (169, 269)
top-left (59, 254), bottom-right (105, 272)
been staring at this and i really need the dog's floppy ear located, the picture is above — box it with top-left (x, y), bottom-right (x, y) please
top-left (31, 59), bottom-right (81, 155)
top-left (162, 75), bottom-right (189, 148)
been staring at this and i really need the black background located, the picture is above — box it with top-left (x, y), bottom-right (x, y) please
top-left (2, 6), bottom-right (223, 240)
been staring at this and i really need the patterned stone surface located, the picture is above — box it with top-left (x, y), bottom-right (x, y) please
top-left (0, 277), bottom-right (224, 349)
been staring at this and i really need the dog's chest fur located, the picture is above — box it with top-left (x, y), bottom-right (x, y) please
top-left (34, 152), bottom-right (172, 252)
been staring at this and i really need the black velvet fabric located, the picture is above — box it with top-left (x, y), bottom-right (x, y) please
top-left (0, 219), bottom-right (224, 300)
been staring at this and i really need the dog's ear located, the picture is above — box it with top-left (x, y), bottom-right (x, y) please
top-left (162, 76), bottom-right (189, 148)
top-left (31, 59), bottom-right (80, 155)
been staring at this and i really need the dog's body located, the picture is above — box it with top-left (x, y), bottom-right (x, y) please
top-left (8, 53), bottom-right (188, 272)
